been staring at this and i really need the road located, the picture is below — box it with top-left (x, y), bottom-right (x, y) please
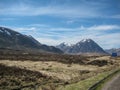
top-left (102, 73), bottom-right (120, 90)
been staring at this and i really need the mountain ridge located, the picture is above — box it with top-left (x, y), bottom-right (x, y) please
top-left (0, 27), bottom-right (63, 54)
top-left (56, 39), bottom-right (107, 55)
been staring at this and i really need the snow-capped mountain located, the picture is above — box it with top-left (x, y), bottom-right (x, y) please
top-left (56, 42), bottom-right (70, 52)
top-left (56, 39), bottom-right (107, 55)
top-left (0, 27), bottom-right (63, 54)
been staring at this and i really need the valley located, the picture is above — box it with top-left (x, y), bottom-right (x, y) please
top-left (0, 52), bottom-right (120, 90)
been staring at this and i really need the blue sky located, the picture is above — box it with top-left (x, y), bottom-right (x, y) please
top-left (0, 0), bottom-right (120, 49)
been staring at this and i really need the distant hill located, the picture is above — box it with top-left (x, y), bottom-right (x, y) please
top-left (0, 27), bottom-right (63, 54)
top-left (105, 48), bottom-right (120, 56)
top-left (56, 39), bottom-right (107, 55)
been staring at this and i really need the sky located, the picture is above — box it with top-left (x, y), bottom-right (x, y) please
top-left (0, 0), bottom-right (120, 49)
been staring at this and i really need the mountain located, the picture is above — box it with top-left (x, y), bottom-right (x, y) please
top-left (0, 27), bottom-right (63, 54)
top-left (56, 39), bottom-right (107, 55)
top-left (105, 48), bottom-right (120, 56)
top-left (56, 42), bottom-right (70, 52)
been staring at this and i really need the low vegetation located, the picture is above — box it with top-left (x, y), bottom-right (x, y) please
top-left (90, 69), bottom-right (120, 90)
top-left (0, 49), bottom-right (120, 90)
top-left (0, 64), bottom-right (63, 90)
top-left (0, 48), bottom-right (88, 64)
top-left (57, 70), bottom-right (114, 90)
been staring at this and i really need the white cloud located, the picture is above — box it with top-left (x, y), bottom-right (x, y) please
top-left (109, 15), bottom-right (120, 19)
top-left (66, 20), bottom-right (75, 24)
top-left (48, 25), bottom-right (120, 32)
top-left (14, 27), bottom-right (36, 31)
top-left (87, 25), bottom-right (120, 31)
top-left (0, 3), bottom-right (100, 18)
top-left (94, 33), bottom-right (120, 49)
top-left (0, 0), bottom-right (119, 19)
top-left (27, 24), bottom-right (50, 27)
top-left (0, 18), bottom-right (16, 21)
top-left (5, 24), bottom-right (120, 33)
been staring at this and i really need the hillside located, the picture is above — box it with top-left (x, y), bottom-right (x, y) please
top-left (0, 27), bottom-right (63, 54)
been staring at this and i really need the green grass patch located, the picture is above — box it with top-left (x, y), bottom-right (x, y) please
top-left (91, 69), bottom-right (120, 90)
top-left (57, 70), bottom-right (117, 90)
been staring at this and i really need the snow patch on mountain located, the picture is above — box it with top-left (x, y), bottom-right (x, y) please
top-left (0, 30), bottom-right (3, 33)
top-left (81, 39), bottom-right (91, 43)
top-left (5, 30), bottom-right (11, 36)
top-left (0, 27), bottom-right (11, 36)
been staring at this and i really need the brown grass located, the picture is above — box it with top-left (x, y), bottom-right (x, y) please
top-left (0, 49), bottom-right (120, 90)
top-left (0, 64), bottom-right (63, 90)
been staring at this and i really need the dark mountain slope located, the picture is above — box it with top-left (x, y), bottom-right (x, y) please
top-left (0, 27), bottom-right (63, 54)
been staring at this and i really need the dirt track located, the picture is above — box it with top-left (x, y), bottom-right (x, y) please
top-left (102, 73), bottom-right (120, 90)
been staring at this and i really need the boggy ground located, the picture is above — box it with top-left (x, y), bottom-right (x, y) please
top-left (0, 51), bottom-right (120, 90)
top-left (0, 64), bottom-right (63, 90)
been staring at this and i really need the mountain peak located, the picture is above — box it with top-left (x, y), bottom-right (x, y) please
top-left (76, 39), bottom-right (94, 46)
top-left (59, 42), bottom-right (71, 46)
top-left (80, 39), bottom-right (93, 43)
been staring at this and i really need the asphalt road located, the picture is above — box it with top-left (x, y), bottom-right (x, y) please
top-left (102, 73), bottom-right (120, 90)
